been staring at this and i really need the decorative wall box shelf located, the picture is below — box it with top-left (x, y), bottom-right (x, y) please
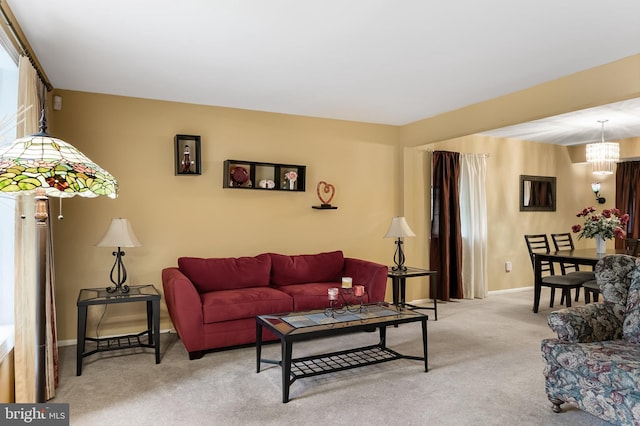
top-left (223, 160), bottom-right (306, 192)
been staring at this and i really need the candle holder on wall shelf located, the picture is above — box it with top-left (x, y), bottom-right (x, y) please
top-left (325, 286), bottom-right (367, 318)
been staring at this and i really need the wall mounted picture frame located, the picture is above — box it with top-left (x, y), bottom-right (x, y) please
top-left (175, 134), bottom-right (201, 175)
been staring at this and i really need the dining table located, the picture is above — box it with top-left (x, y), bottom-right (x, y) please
top-left (533, 248), bottom-right (628, 313)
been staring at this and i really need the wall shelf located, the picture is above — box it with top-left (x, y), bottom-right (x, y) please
top-left (223, 160), bottom-right (306, 192)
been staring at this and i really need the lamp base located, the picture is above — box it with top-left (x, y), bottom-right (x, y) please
top-left (106, 284), bottom-right (130, 294)
top-left (391, 265), bottom-right (408, 272)
top-left (391, 238), bottom-right (408, 272)
top-left (106, 248), bottom-right (130, 293)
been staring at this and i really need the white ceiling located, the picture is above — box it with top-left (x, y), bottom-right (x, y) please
top-left (6, 0), bottom-right (640, 142)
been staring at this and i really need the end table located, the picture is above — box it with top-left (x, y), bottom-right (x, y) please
top-left (388, 267), bottom-right (438, 320)
top-left (76, 284), bottom-right (161, 375)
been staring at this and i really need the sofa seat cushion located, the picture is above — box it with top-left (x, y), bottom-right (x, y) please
top-left (179, 254), bottom-right (271, 292)
top-left (542, 339), bottom-right (640, 393)
top-left (276, 282), bottom-right (370, 311)
top-left (269, 250), bottom-right (344, 286)
top-left (201, 287), bottom-right (292, 323)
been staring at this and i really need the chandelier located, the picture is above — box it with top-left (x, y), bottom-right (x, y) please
top-left (586, 120), bottom-right (619, 175)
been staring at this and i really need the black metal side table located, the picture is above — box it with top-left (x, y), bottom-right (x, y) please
top-left (388, 267), bottom-right (438, 320)
top-left (76, 284), bottom-right (161, 375)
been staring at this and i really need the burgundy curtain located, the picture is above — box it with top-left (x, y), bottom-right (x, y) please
top-left (616, 161), bottom-right (640, 248)
top-left (430, 151), bottom-right (463, 301)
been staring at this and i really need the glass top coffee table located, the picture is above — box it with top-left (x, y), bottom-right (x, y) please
top-left (256, 303), bottom-right (428, 403)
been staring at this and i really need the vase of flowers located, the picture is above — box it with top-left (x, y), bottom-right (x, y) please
top-left (572, 206), bottom-right (628, 253)
top-left (284, 170), bottom-right (297, 190)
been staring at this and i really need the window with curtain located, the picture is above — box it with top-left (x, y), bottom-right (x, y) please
top-left (0, 28), bottom-right (18, 359)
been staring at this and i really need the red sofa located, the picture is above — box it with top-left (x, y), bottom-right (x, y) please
top-left (162, 250), bottom-right (388, 359)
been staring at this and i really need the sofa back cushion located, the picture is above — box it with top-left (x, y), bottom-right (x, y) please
top-left (269, 250), bottom-right (344, 286)
top-left (178, 254), bottom-right (271, 293)
top-left (623, 264), bottom-right (640, 343)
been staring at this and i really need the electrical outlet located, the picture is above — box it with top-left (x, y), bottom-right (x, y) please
top-left (505, 261), bottom-right (512, 272)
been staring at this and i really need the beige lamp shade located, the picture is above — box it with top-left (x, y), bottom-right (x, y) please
top-left (384, 216), bottom-right (416, 238)
top-left (97, 218), bottom-right (142, 248)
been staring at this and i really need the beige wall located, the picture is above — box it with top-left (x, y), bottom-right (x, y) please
top-left (43, 54), bottom-right (640, 342)
top-left (48, 91), bottom-right (401, 341)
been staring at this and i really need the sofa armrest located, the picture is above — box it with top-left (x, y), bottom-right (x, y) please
top-left (343, 258), bottom-right (388, 302)
top-left (547, 302), bottom-right (625, 343)
top-left (161, 267), bottom-right (204, 352)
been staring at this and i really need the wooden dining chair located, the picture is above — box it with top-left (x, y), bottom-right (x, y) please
top-left (550, 232), bottom-right (597, 302)
top-left (583, 279), bottom-right (600, 303)
top-left (625, 238), bottom-right (640, 256)
top-left (524, 234), bottom-right (586, 308)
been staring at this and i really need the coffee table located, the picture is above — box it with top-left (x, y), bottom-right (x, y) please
top-left (256, 303), bottom-right (428, 403)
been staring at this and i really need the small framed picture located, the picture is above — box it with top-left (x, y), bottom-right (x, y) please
top-left (175, 135), bottom-right (201, 175)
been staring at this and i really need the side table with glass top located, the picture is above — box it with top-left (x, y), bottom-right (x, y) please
top-left (76, 284), bottom-right (161, 375)
top-left (388, 267), bottom-right (438, 320)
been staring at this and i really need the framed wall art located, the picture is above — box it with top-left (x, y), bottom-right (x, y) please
top-left (174, 134), bottom-right (201, 175)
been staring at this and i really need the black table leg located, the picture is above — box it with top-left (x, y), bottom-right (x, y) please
top-left (533, 255), bottom-right (542, 313)
top-left (282, 339), bottom-right (293, 403)
top-left (399, 277), bottom-right (407, 308)
top-left (379, 326), bottom-right (387, 348)
top-left (76, 305), bottom-right (87, 376)
top-left (151, 299), bottom-right (160, 363)
top-left (256, 322), bottom-right (263, 373)
top-left (421, 318), bottom-right (428, 372)
top-left (392, 277), bottom-right (400, 306)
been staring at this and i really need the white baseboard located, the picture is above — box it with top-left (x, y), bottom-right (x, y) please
top-left (488, 286), bottom-right (533, 295)
top-left (409, 285), bottom-right (533, 304)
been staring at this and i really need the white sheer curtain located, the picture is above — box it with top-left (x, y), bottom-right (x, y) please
top-left (459, 154), bottom-right (488, 299)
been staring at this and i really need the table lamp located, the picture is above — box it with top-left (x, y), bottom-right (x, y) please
top-left (384, 216), bottom-right (416, 272)
top-left (97, 218), bottom-right (142, 293)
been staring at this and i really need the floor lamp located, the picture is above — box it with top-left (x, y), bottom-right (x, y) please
top-left (0, 111), bottom-right (118, 402)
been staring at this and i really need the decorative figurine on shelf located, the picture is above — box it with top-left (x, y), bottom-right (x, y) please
top-left (181, 145), bottom-right (194, 173)
top-left (230, 166), bottom-right (250, 187)
top-left (258, 179), bottom-right (275, 189)
top-left (284, 170), bottom-right (298, 190)
top-left (313, 181), bottom-right (337, 209)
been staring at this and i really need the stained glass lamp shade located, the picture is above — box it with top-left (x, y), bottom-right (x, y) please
top-left (0, 116), bottom-right (118, 198)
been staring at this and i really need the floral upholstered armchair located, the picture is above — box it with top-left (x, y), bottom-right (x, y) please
top-left (541, 254), bottom-right (640, 425)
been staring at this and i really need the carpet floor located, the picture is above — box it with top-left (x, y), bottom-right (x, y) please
top-left (53, 288), bottom-right (611, 425)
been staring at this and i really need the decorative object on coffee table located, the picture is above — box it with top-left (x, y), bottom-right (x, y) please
top-left (312, 180), bottom-right (337, 209)
top-left (384, 216), bottom-right (416, 271)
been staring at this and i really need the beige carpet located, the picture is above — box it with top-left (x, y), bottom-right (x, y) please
top-left (53, 289), bottom-right (611, 425)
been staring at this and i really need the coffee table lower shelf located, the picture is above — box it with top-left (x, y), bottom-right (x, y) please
top-left (266, 343), bottom-right (423, 381)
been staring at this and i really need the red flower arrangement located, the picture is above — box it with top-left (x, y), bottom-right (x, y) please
top-left (572, 206), bottom-right (628, 240)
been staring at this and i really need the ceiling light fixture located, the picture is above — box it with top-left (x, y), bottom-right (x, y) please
top-left (586, 120), bottom-right (619, 175)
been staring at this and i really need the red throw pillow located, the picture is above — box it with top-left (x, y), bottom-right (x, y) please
top-left (269, 250), bottom-right (344, 286)
top-left (178, 253), bottom-right (271, 292)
